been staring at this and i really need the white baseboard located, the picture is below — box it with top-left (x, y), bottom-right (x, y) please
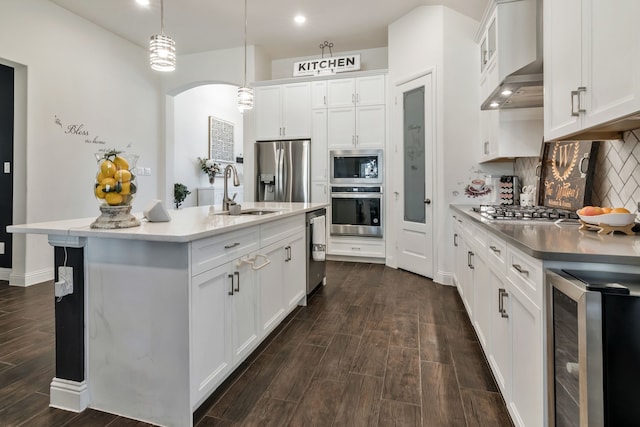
top-left (9, 267), bottom-right (54, 287)
top-left (435, 270), bottom-right (453, 286)
top-left (50, 378), bottom-right (89, 412)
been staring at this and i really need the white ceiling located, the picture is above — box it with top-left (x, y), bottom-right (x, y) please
top-left (49, 0), bottom-right (488, 59)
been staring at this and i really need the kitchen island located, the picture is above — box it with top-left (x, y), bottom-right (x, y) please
top-left (8, 202), bottom-right (328, 427)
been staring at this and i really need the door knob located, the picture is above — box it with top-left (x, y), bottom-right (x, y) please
top-left (424, 199), bottom-right (431, 204)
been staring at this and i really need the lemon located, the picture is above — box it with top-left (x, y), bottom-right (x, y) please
top-left (105, 192), bottom-right (124, 206)
top-left (96, 171), bottom-right (106, 183)
top-left (114, 169), bottom-right (132, 182)
top-left (94, 184), bottom-right (106, 199)
top-left (100, 177), bottom-right (116, 192)
top-left (119, 181), bottom-right (131, 195)
top-left (100, 160), bottom-right (116, 178)
top-left (113, 156), bottom-right (129, 171)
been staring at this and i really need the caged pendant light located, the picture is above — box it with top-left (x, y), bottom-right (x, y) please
top-left (237, 0), bottom-right (253, 111)
top-left (149, 0), bottom-right (176, 72)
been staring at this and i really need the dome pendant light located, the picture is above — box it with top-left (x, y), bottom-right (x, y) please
top-left (150, 0), bottom-right (176, 72)
top-left (237, 0), bottom-right (253, 111)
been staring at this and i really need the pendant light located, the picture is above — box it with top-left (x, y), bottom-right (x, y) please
top-left (237, 0), bottom-right (253, 111)
top-left (149, 0), bottom-right (176, 72)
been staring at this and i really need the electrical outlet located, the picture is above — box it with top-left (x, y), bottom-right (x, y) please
top-left (144, 167), bottom-right (151, 176)
top-left (54, 266), bottom-right (73, 297)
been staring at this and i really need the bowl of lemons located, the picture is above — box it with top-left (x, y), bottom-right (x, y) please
top-left (94, 150), bottom-right (138, 206)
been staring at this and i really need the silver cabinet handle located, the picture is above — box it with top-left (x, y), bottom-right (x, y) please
top-left (577, 86), bottom-right (587, 114)
top-left (234, 271), bottom-right (240, 292)
top-left (228, 274), bottom-right (234, 296)
top-left (512, 264), bottom-right (529, 276)
top-left (457, 219), bottom-right (462, 224)
top-left (499, 289), bottom-right (509, 318)
top-left (571, 90), bottom-right (580, 117)
top-left (323, 95), bottom-right (326, 106)
top-left (453, 233), bottom-right (458, 247)
top-left (468, 251), bottom-right (474, 269)
top-left (224, 242), bottom-right (241, 249)
top-left (489, 246), bottom-right (501, 254)
top-left (484, 141), bottom-right (490, 155)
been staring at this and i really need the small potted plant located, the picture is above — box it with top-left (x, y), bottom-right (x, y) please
top-left (198, 157), bottom-right (221, 185)
top-left (174, 183), bottom-right (191, 208)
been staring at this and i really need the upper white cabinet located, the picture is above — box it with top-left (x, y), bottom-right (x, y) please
top-left (480, 108), bottom-right (543, 162)
top-left (311, 80), bottom-right (328, 109)
top-left (255, 82), bottom-right (311, 140)
top-left (327, 75), bottom-right (386, 149)
top-left (327, 75), bottom-right (386, 107)
top-left (478, 11), bottom-right (497, 76)
top-left (544, 0), bottom-right (640, 141)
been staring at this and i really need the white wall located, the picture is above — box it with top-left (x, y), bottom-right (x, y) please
top-left (388, 6), bottom-right (510, 284)
top-left (0, 0), bottom-right (162, 285)
top-left (270, 47), bottom-right (389, 80)
top-left (162, 46), bottom-right (257, 205)
top-left (173, 84), bottom-right (244, 208)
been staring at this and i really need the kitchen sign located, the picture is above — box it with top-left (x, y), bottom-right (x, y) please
top-left (538, 141), bottom-right (600, 210)
top-left (293, 54), bottom-right (361, 77)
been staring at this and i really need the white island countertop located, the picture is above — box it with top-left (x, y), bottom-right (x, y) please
top-left (8, 202), bottom-right (329, 243)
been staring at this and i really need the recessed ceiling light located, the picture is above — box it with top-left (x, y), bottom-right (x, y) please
top-left (490, 102), bottom-right (500, 108)
top-left (294, 15), bottom-right (306, 25)
top-left (501, 89), bottom-right (513, 96)
top-left (136, 0), bottom-right (150, 6)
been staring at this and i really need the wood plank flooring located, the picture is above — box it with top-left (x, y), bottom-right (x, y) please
top-left (0, 261), bottom-right (512, 426)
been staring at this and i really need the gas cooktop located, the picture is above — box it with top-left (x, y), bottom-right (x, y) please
top-left (472, 205), bottom-right (580, 222)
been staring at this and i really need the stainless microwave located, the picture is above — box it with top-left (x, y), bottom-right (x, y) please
top-left (330, 149), bottom-right (383, 185)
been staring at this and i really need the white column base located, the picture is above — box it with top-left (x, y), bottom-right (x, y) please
top-left (50, 378), bottom-right (89, 412)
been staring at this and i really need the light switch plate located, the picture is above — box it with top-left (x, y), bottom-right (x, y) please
top-left (3, 162), bottom-right (10, 174)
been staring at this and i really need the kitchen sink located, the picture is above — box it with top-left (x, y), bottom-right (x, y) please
top-left (214, 209), bottom-right (281, 216)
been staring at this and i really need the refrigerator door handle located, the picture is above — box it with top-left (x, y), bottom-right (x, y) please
top-left (276, 143), bottom-right (284, 201)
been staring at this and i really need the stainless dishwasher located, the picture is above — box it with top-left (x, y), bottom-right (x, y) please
top-left (305, 208), bottom-right (326, 294)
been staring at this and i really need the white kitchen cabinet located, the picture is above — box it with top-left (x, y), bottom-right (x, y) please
top-left (282, 232), bottom-right (306, 310)
top-left (544, 0), bottom-right (640, 141)
top-left (489, 267), bottom-right (511, 396)
top-left (311, 80), bottom-right (328, 109)
top-left (327, 105), bottom-right (385, 149)
top-left (191, 263), bottom-right (233, 404)
top-left (508, 278), bottom-right (543, 427)
top-left (327, 75), bottom-right (386, 108)
top-left (327, 74), bottom-right (386, 149)
top-left (478, 11), bottom-right (497, 75)
top-left (311, 109), bottom-right (328, 182)
top-left (479, 108), bottom-right (543, 162)
top-left (452, 211), bottom-right (544, 427)
top-left (257, 241), bottom-right (287, 336)
top-left (311, 182), bottom-right (328, 204)
top-left (230, 260), bottom-right (260, 365)
top-left (255, 82), bottom-right (311, 140)
top-left (327, 235), bottom-right (385, 258)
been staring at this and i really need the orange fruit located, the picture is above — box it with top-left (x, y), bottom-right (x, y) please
top-left (611, 207), bottom-right (631, 214)
top-left (601, 207), bottom-right (613, 214)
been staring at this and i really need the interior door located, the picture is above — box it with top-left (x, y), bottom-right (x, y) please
top-left (394, 74), bottom-right (433, 278)
top-left (0, 64), bottom-right (14, 269)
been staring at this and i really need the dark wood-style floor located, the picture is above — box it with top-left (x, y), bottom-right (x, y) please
top-left (0, 261), bottom-right (512, 427)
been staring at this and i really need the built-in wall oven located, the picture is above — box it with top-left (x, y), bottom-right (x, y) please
top-left (546, 269), bottom-right (640, 427)
top-left (330, 186), bottom-right (382, 237)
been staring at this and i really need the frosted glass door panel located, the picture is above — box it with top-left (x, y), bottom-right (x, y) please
top-left (403, 86), bottom-right (426, 224)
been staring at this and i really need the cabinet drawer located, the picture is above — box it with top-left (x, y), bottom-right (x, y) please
top-left (506, 246), bottom-right (543, 307)
top-left (486, 234), bottom-right (507, 274)
top-left (471, 224), bottom-right (487, 252)
top-left (192, 227), bottom-right (259, 276)
top-left (260, 215), bottom-right (305, 247)
top-left (328, 238), bottom-right (385, 258)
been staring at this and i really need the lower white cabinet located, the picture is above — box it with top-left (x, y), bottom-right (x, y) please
top-left (191, 214), bottom-right (307, 409)
top-left (452, 212), bottom-right (543, 427)
top-left (191, 263), bottom-right (233, 405)
top-left (327, 235), bottom-right (385, 258)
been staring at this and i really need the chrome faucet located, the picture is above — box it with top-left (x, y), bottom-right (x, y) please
top-left (222, 164), bottom-right (241, 211)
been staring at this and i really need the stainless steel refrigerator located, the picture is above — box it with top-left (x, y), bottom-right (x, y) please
top-left (255, 139), bottom-right (310, 202)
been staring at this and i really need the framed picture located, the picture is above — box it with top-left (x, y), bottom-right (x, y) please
top-left (208, 116), bottom-right (235, 163)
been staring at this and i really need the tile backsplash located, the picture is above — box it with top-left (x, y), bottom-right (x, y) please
top-left (514, 129), bottom-right (640, 212)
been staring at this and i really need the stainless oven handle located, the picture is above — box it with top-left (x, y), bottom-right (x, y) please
top-left (330, 193), bottom-right (382, 199)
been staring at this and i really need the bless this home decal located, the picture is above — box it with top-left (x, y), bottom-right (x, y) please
top-left (293, 54), bottom-right (361, 77)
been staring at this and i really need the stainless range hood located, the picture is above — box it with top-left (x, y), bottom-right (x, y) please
top-left (479, 0), bottom-right (543, 110)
